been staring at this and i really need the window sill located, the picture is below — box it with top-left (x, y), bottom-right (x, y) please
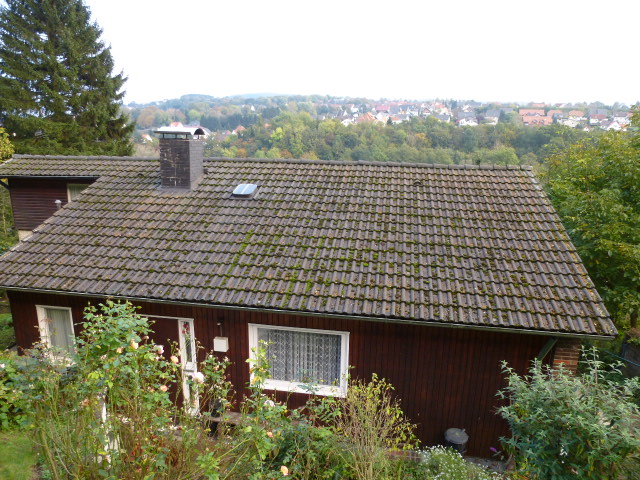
top-left (263, 379), bottom-right (346, 397)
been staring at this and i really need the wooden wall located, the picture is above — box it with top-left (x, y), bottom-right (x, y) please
top-left (8, 177), bottom-right (92, 230)
top-left (8, 290), bottom-right (550, 457)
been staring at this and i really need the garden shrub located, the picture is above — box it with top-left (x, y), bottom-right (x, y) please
top-left (498, 347), bottom-right (640, 480)
top-left (0, 351), bottom-right (29, 429)
top-left (19, 300), bottom-right (232, 480)
top-left (198, 343), bottom-right (348, 480)
top-left (0, 313), bottom-right (15, 350)
top-left (313, 373), bottom-right (418, 480)
top-left (418, 446), bottom-right (502, 480)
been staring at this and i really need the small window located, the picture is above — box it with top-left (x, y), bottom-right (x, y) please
top-left (36, 306), bottom-right (75, 357)
top-left (231, 183), bottom-right (258, 198)
top-left (67, 183), bottom-right (89, 202)
top-left (248, 324), bottom-right (349, 396)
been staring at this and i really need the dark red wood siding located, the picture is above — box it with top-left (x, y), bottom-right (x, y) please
top-left (8, 177), bottom-right (93, 230)
top-left (8, 290), bottom-right (549, 457)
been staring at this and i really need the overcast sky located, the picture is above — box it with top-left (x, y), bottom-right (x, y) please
top-left (82, 0), bottom-right (638, 106)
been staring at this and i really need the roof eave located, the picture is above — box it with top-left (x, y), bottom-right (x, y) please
top-left (2, 286), bottom-right (617, 341)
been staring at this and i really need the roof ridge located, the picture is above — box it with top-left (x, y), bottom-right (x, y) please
top-left (205, 157), bottom-right (534, 171)
top-left (12, 154), bottom-right (156, 161)
top-left (9, 154), bottom-right (533, 171)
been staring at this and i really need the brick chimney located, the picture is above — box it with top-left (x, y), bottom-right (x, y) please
top-left (154, 126), bottom-right (205, 190)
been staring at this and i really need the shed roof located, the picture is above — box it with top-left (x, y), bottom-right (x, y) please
top-left (0, 155), bottom-right (616, 337)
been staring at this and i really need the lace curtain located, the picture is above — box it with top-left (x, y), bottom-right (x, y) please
top-left (258, 327), bottom-right (341, 386)
top-left (45, 307), bottom-right (75, 355)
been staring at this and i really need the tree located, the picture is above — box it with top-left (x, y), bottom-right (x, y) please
top-left (498, 349), bottom-right (640, 479)
top-left (0, 127), bottom-right (14, 161)
top-left (544, 111), bottom-right (640, 331)
top-left (0, 128), bottom-right (16, 255)
top-left (0, 0), bottom-right (133, 155)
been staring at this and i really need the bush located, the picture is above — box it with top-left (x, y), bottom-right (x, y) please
top-left (418, 447), bottom-right (502, 480)
top-left (0, 351), bottom-right (29, 429)
top-left (198, 343), bottom-right (348, 480)
top-left (497, 347), bottom-right (640, 479)
top-left (322, 374), bottom-right (418, 480)
top-left (18, 300), bottom-right (232, 480)
top-left (0, 313), bottom-right (15, 350)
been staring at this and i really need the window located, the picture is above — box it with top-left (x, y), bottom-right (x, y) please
top-left (248, 324), bottom-right (349, 396)
top-left (231, 183), bottom-right (259, 199)
top-left (67, 183), bottom-right (89, 202)
top-left (36, 306), bottom-right (75, 357)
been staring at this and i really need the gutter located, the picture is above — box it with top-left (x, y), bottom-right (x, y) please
top-left (3, 286), bottom-right (617, 342)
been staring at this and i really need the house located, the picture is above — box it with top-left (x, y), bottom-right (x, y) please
top-left (457, 116), bottom-right (478, 127)
top-left (518, 109), bottom-right (545, 117)
top-left (599, 120), bottom-right (622, 131)
top-left (0, 130), bottom-right (616, 456)
top-left (557, 118), bottom-right (580, 128)
top-left (482, 110), bottom-right (501, 125)
top-left (589, 114), bottom-right (608, 126)
top-left (613, 112), bottom-right (631, 125)
top-left (354, 112), bottom-right (377, 124)
top-left (522, 115), bottom-right (554, 126)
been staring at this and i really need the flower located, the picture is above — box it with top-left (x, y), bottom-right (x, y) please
top-left (130, 340), bottom-right (138, 350)
top-left (280, 465), bottom-right (289, 476)
top-left (0, 363), bottom-right (5, 369)
top-left (81, 398), bottom-right (91, 407)
top-left (170, 355), bottom-right (179, 364)
top-left (192, 371), bottom-right (205, 384)
top-left (159, 385), bottom-right (168, 392)
top-left (116, 347), bottom-right (123, 354)
top-left (156, 345), bottom-right (164, 355)
top-left (264, 399), bottom-right (275, 408)
top-left (267, 431), bottom-right (274, 438)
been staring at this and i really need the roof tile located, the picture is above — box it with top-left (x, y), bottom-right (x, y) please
top-left (0, 156), bottom-right (616, 337)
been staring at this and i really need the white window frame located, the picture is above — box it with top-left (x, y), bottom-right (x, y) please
top-left (67, 183), bottom-right (90, 202)
top-left (36, 305), bottom-right (75, 359)
top-left (248, 324), bottom-right (349, 397)
top-left (145, 314), bottom-right (199, 411)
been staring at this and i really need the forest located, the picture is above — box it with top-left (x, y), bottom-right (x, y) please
top-left (201, 111), bottom-right (600, 167)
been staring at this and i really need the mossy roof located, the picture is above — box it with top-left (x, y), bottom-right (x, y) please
top-left (0, 155), bottom-right (616, 337)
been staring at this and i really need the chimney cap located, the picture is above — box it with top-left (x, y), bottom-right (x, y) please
top-left (154, 126), bottom-right (205, 138)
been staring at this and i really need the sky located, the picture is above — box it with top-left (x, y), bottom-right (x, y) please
top-left (82, 0), bottom-right (638, 106)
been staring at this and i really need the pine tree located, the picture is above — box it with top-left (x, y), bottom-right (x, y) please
top-left (0, 0), bottom-right (134, 155)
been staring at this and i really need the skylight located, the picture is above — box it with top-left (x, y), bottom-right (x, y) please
top-left (232, 183), bottom-right (258, 198)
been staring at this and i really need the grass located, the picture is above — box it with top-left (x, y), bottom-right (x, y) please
top-left (0, 431), bottom-right (38, 480)
top-left (0, 312), bottom-right (15, 350)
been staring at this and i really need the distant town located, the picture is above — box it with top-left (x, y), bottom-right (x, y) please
top-left (128, 95), bottom-right (636, 142)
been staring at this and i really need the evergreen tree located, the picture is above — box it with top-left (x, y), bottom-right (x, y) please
top-left (0, 0), bottom-right (134, 155)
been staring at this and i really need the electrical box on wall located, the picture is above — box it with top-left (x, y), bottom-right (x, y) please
top-left (213, 336), bottom-right (229, 352)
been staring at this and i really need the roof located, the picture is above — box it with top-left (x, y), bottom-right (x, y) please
top-left (0, 155), bottom-right (616, 338)
top-left (0, 155), bottom-right (155, 178)
top-left (519, 109), bottom-right (545, 116)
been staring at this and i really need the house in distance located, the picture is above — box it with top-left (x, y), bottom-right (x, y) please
top-left (0, 127), bottom-right (616, 456)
